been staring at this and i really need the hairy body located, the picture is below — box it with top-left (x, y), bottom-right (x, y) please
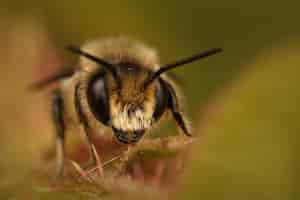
top-left (32, 37), bottom-right (221, 176)
top-left (61, 38), bottom-right (184, 141)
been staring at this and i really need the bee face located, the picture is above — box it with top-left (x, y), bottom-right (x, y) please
top-left (68, 38), bottom-right (222, 144)
top-left (87, 61), bottom-right (167, 144)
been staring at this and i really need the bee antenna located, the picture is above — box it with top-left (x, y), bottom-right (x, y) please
top-left (144, 48), bottom-right (223, 87)
top-left (67, 46), bottom-right (121, 86)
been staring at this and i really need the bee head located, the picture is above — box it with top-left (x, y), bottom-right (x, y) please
top-left (68, 42), bottom-right (222, 144)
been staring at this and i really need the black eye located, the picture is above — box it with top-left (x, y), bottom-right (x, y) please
top-left (87, 73), bottom-right (110, 125)
top-left (153, 79), bottom-right (167, 121)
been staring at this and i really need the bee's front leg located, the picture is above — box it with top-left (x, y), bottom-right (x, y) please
top-left (163, 82), bottom-right (192, 137)
top-left (51, 89), bottom-right (66, 177)
top-left (74, 84), bottom-right (98, 169)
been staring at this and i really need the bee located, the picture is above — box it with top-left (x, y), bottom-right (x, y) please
top-left (31, 37), bottom-right (222, 176)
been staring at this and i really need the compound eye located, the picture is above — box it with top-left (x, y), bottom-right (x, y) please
top-left (153, 79), bottom-right (167, 121)
top-left (87, 73), bottom-right (110, 125)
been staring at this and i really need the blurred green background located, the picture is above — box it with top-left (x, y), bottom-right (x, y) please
top-left (0, 0), bottom-right (299, 199)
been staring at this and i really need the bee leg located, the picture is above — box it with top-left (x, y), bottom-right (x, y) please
top-left (82, 126), bottom-right (98, 167)
top-left (164, 82), bottom-right (192, 137)
top-left (51, 89), bottom-right (66, 177)
top-left (74, 84), bottom-right (98, 169)
top-left (171, 111), bottom-right (191, 137)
